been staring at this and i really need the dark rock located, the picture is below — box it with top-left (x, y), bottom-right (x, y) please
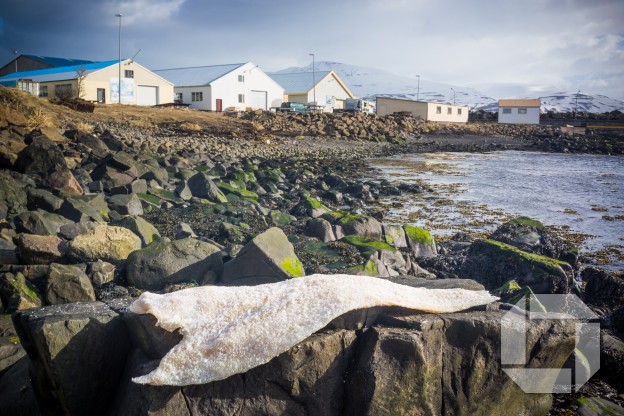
top-left (47, 168), bottom-right (83, 195)
top-left (575, 396), bottom-right (624, 416)
top-left (13, 211), bottom-right (59, 236)
top-left (222, 227), bottom-right (305, 283)
top-left (0, 357), bottom-right (42, 416)
top-left (305, 218), bottom-right (336, 242)
top-left (45, 263), bottom-right (96, 305)
top-left (12, 301), bottom-right (131, 416)
top-left (87, 260), bottom-right (116, 286)
top-left (76, 134), bottom-right (110, 158)
top-left (58, 220), bottom-right (98, 240)
top-left (187, 172), bottom-right (227, 203)
top-left (0, 272), bottom-right (43, 312)
top-left (16, 234), bottom-right (67, 264)
top-left (110, 179), bottom-right (148, 195)
top-left (0, 239), bottom-right (18, 264)
top-left (57, 194), bottom-right (108, 222)
top-left (0, 170), bottom-right (28, 217)
top-left (15, 136), bottom-right (67, 174)
top-left (582, 267), bottom-right (624, 307)
top-left (27, 188), bottom-right (64, 212)
top-left (108, 193), bottom-right (144, 216)
top-left (462, 239), bottom-right (574, 294)
top-left (337, 214), bottom-right (383, 239)
top-left (175, 222), bottom-right (196, 240)
top-left (126, 238), bottom-right (223, 291)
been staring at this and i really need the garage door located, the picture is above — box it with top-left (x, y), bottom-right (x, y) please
top-left (250, 90), bottom-right (267, 110)
top-left (137, 85), bottom-right (158, 106)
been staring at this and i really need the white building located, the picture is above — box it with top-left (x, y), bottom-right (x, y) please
top-left (497, 99), bottom-right (541, 124)
top-left (375, 97), bottom-right (469, 123)
top-left (154, 62), bottom-right (284, 111)
top-left (268, 70), bottom-right (354, 112)
top-left (0, 59), bottom-right (174, 106)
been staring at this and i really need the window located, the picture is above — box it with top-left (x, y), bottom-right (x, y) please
top-left (39, 86), bottom-right (48, 97)
top-left (55, 84), bottom-right (73, 99)
top-left (238, 75), bottom-right (245, 82)
top-left (436, 106), bottom-right (442, 114)
top-left (124, 70), bottom-right (134, 78)
top-left (518, 108), bottom-right (528, 114)
top-left (175, 92), bottom-right (183, 102)
top-left (457, 108), bottom-right (462, 115)
top-left (502, 108), bottom-right (512, 114)
top-left (447, 107), bottom-right (452, 115)
top-left (238, 94), bottom-right (245, 103)
top-left (192, 92), bottom-right (203, 102)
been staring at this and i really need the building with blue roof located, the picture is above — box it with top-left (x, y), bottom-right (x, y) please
top-left (0, 59), bottom-right (174, 106)
top-left (0, 54), bottom-right (96, 77)
top-left (153, 62), bottom-right (284, 111)
top-left (268, 70), bottom-right (354, 112)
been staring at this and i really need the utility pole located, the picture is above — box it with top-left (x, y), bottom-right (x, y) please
top-left (416, 74), bottom-right (420, 101)
top-left (309, 53), bottom-right (315, 106)
top-left (115, 13), bottom-right (122, 104)
top-left (574, 90), bottom-right (580, 120)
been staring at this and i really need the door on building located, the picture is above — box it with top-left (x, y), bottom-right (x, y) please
top-left (216, 99), bottom-right (223, 112)
top-left (250, 90), bottom-right (268, 110)
top-left (137, 85), bottom-right (159, 106)
top-left (97, 88), bottom-right (106, 103)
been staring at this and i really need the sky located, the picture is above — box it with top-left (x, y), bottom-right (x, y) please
top-left (1, 0), bottom-right (623, 100)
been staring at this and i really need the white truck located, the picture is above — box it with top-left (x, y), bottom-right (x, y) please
top-left (344, 98), bottom-right (374, 114)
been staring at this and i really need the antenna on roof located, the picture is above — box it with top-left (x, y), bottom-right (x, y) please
top-left (128, 49), bottom-right (141, 64)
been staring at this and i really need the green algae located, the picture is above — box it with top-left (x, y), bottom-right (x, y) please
top-left (281, 257), bottom-right (304, 278)
top-left (403, 225), bottom-right (435, 246)
top-left (509, 216), bottom-right (545, 230)
top-left (485, 239), bottom-right (568, 275)
top-left (342, 235), bottom-right (397, 255)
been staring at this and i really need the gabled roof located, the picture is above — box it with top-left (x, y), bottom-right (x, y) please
top-left (22, 55), bottom-right (96, 68)
top-left (268, 70), bottom-right (355, 98)
top-left (268, 71), bottom-right (331, 94)
top-left (153, 63), bottom-right (246, 87)
top-left (0, 60), bottom-right (120, 84)
top-left (498, 99), bottom-right (541, 107)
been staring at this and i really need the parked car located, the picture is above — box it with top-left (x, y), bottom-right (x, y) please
top-left (276, 102), bottom-right (310, 113)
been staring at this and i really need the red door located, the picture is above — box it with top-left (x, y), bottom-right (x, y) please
top-left (216, 99), bottom-right (222, 112)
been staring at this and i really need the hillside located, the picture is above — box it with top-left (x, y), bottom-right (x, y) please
top-left (275, 61), bottom-right (624, 113)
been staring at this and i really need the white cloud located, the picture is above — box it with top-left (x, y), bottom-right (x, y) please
top-left (107, 0), bottom-right (185, 25)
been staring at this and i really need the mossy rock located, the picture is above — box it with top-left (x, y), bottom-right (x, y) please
top-left (342, 235), bottom-right (397, 257)
top-left (346, 259), bottom-right (379, 276)
top-left (508, 216), bottom-right (545, 230)
top-left (217, 182), bottom-right (258, 202)
top-left (137, 192), bottom-right (161, 207)
top-left (403, 225), bottom-right (435, 246)
top-left (148, 188), bottom-right (184, 204)
top-left (485, 239), bottom-right (568, 275)
top-left (270, 210), bottom-right (295, 226)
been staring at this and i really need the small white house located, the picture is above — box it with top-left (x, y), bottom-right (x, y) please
top-left (268, 70), bottom-right (354, 112)
top-left (0, 59), bottom-right (174, 106)
top-left (154, 62), bottom-right (284, 111)
top-left (497, 99), bottom-right (541, 124)
top-left (376, 97), bottom-right (469, 123)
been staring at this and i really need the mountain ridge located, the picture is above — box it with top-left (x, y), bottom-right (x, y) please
top-left (274, 61), bottom-right (624, 113)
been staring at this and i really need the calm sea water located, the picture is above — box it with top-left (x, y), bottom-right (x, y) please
top-left (369, 151), bottom-right (624, 269)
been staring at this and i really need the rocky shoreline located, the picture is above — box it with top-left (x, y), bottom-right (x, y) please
top-left (1, 99), bottom-right (623, 415)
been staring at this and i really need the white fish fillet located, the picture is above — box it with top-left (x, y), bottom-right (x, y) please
top-left (129, 274), bottom-right (497, 386)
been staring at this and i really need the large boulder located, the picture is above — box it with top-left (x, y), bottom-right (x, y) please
top-left (16, 233), bottom-right (67, 264)
top-left (48, 168), bottom-right (83, 195)
top-left (0, 170), bottom-right (28, 217)
top-left (489, 217), bottom-right (573, 263)
top-left (187, 172), bottom-right (227, 203)
top-left (12, 301), bottom-right (131, 416)
top-left (68, 225), bottom-right (141, 265)
top-left (0, 272), bottom-right (43, 312)
top-left (222, 227), bottom-right (305, 283)
top-left (125, 238), bottom-right (223, 291)
top-left (15, 136), bottom-right (67, 174)
top-left (108, 193), bottom-right (144, 216)
top-left (337, 214), bottom-right (383, 239)
top-left (462, 239), bottom-right (575, 294)
top-left (114, 215), bottom-right (160, 247)
top-left (403, 224), bottom-right (437, 257)
top-left (57, 194), bottom-right (109, 223)
top-left (45, 263), bottom-right (96, 305)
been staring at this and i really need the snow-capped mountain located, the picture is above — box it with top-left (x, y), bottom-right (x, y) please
top-left (274, 61), bottom-right (624, 113)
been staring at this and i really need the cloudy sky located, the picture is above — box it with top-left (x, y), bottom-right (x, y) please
top-left (1, 0), bottom-right (623, 99)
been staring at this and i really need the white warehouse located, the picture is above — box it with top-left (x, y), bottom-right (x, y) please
top-left (497, 99), bottom-right (541, 125)
top-left (154, 62), bottom-right (284, 111)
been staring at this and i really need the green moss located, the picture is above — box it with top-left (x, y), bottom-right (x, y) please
top-left (493, 280), bottom-right (521, 296)
top-left (150, 189), bottom-right (183, 204)
top-left (217, 183), bottom-right (258, 202)
top-left (509, 216), bottom-right (545, 229)
top-left (303, 197), bottom-right (330, 212)
top-left (485, 239), bottom-right (568, 275)
top-left (98, 209), bottom-right (110, 220)
top-left (281, 257), bottom-right (304, 278)
top-left (270, 210), bottom-right (293, 226)
top-left (403, 225), bottom-right (434, 246)
top-left (384, 235), bottom-right (394, 245)
top-left (342, 235), bottom-right (397, 255)
top-left (194, 165), bottom-right (210, 172)
top-left (346, 260), bottom-right (378, 276)
top-left (8, 336), bottom-right (20, 343)
top-left (137, 192), bottom-right (161, 206)
top-left (339, 213), bottom-right (367, 225)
